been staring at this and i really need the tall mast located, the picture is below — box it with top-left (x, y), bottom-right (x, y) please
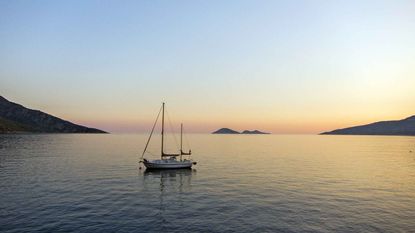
top-left (180, 123), bottom-right (183, 161)
top-left (161, 102), bottom-right (165, 159)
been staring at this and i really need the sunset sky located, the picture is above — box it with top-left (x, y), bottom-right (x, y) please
top-left (1, 0), bottom-right (414, 133)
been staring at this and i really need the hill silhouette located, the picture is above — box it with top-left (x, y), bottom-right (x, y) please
top-left (0, 96), bottom-right (107, 133)
top-left (321, 116), bottom-right (415, 136)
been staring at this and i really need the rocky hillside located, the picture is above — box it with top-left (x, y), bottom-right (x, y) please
top-left (0, 96), bottom-right (107, 133)
top-left (321, 116), bottom-right (415, 136)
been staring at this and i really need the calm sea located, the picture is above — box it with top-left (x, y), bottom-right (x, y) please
top-left (1, 134), bottom-right (414, 232)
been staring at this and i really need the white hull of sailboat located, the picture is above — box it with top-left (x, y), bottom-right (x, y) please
top-left (143, 160), bottom-right (194, 169)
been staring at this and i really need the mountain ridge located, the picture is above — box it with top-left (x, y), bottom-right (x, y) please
top-left (0, 96), bottom-right (107, 134)
top-left (321, 115), bottom-right (415, 136)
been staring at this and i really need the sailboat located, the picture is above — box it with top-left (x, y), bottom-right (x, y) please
top-left (140, 103), bottom-right (197, 169)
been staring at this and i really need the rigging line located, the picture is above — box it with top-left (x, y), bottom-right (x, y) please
top-left (166, 108), bottom-right (180, 151)
top-left (141, 105), bottom-right (163, 160)
top-left (184, 127), bottom-right (191, 149)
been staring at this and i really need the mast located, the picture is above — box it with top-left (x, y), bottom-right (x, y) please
top-left (180, 123), bottom-right (183, 161)
top-left (161, 102), bottom-right (165, 159)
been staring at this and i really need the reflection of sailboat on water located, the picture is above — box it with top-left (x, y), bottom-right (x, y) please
top-left (143, 168), bottom-right (194, 194)
top-left (140, 103), bottom-right (197, 169)
top-left (144, 168), bottom-right (194, 176)
top-left (142, 168), bottom-right (195, 226)
top-left (144, 168), bottom-right (194, 182)
top-left (143, 168), bottom-right (194, 192)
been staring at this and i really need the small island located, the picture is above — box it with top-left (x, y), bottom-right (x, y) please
top-left (241, 130), bottom-right (269, 134)
top-left (212, 128), bottom-right (270, 134)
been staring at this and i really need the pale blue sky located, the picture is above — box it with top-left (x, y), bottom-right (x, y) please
top-left (1, 0), bottom-right (414, 133)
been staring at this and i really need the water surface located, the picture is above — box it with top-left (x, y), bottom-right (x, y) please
top-left (1, 134), bottom-right (414, 232)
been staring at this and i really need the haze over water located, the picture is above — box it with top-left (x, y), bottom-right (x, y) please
top-left (1, 134), bottom-right (414, 232)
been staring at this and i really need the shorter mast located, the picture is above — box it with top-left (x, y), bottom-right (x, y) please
top-left (161, 102), bottom-right (165, 159)
top-left (180, 123), bottom-right (183, 161)
top-left (180, 124), bottom-right (191, 158)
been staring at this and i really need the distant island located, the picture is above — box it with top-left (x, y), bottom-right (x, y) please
top-left (321, 115), bottom-right (415, 136)
top-left (0, 96), bottom-right (107, 134)
top-left (212, 128), bottom-right (270, 134)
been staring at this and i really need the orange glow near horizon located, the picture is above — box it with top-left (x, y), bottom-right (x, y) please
top-left (72, 111), bottom-right (415, 134)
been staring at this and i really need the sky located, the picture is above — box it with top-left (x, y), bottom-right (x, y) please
top-left (1, 0), bottom-right (414, 133)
